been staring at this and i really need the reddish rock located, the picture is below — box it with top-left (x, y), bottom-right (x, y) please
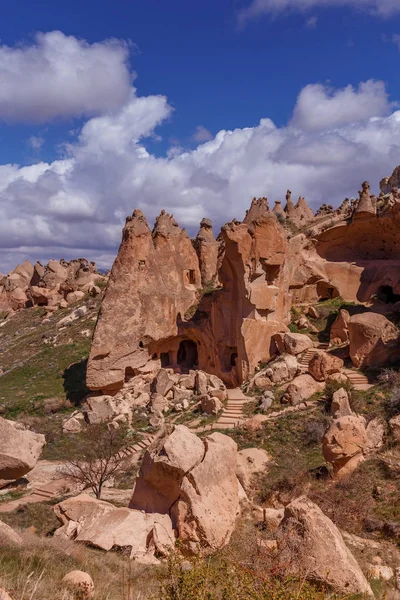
top-left (308, 350), bottom-right (343, 381)
top-left (348, 312), bottom-right (399, 367)
top-left (193, 218), bottom-right (219, 286)
top-left (330, 309), bottom-right (350, 344)
top-left (86, 210), bottom-right (202, 391)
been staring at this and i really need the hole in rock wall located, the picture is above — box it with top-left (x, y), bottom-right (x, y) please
top-left (376, 285), bottom-right (400, 304)
top-left (262, 263), bottom-right (281, 285)
top-left (161, 352), bottom-right (171, 368)
top-left (125, 367), bottom-right (135, 383)
top-left (222, 346), bottom-right (238, 372)
top-left (188, 269), bottom-right (196, 284)
top-left (317, 281), bottom-right (339, 302)
top-left (177, 340), bottom-right (198, 372)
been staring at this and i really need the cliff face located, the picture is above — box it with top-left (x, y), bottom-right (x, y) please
top-left (86, 199), bottom-right (291, 391)
top-left (86, 165), bottom-right (400, 392)
top-left (86, 210), bottom-right (202, 391)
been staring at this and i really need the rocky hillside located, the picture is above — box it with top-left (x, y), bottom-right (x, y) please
top-left (1, 167), bottom-right (400, 599)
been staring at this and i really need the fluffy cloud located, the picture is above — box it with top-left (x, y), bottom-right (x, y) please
top-left (238, 0), bottom-right (400, 22)
top-left (0, 31), bottom-right (131, 122)
top-left (1, 78), bottom-right (400, 273)
top-left (291, 80), bottom-right (390, 131)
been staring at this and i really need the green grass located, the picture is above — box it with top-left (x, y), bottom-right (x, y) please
top-left (229, 408), bottom-right (328, 504)
top-left (0, 298), bottom-right (101, 417)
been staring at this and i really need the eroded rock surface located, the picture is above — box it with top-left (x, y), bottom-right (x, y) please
top-left (277, 496), bottom-right (373, 596)
top-left (0, 418), bottom-right (45, 486)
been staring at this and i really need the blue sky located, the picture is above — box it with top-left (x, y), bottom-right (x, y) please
top-left (1, 0), bottom-right (400, 271)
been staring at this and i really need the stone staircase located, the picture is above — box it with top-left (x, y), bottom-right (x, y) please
top-left (117, 433), bottom-right (155, 460)
top-left (214, 388), bottom-right (252, 430)
top-left (297, 342), bottom-right (329, 372)
top-left (343, 368), bottom-right (374, 391)
top-left (297, 341), bottom-right (374, 391)
top-left (0, 478), bottom-right (68, 513)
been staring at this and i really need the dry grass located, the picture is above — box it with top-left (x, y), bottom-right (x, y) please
top-left (0, 534), bottom-right (158, 600)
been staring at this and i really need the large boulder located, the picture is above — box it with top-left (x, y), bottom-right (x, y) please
top-left (75, 507), bottom-right (174, 560)
top-left (308, 350), bottom-right (343, 382)
top-left (236, 448), bottom-right (270, 493)
top-left (0, 520), bottom-right (23, 547)
top-left (283, 333), bottom-right (314, 355)
top-left (54, 493), bottom-right (174, 561)
top-left (173, 432), bottom-right (239, 555)
top-left (322, 415), bottom-right (367, 477)
top-left (282, 374), bottom-right (324, 405)
top-left (0, 418), bottom-right (45, 486)
top-left (277, 496), bottom-right (373, 597)
top-left (322, 414), bottom-right (385, 477)
top-left (130, 425), bottom-right (205, 514)
top-left (330, 309), bottom-right (350, 344)
top-left (330, 388), bottom-right (352, 417)
top-left (348, 312), bottom-right (399, 367)
top-left (130, 426), bottom-right (239, 556)
top-left (151, 369), bottom-right (174, 396)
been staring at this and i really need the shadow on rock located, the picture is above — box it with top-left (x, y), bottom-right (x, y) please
top-left (63, 359), bottom-right (89, 406)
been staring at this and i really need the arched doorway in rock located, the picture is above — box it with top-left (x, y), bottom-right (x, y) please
top-left (376, 285), bottom-right (400, 304)
top-left (177, 339), bottom-right (198, 372)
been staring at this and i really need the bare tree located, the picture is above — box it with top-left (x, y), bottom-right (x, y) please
top-left (61, 423), bottom-right (132, 499)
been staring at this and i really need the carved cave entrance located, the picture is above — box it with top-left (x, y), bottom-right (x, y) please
top-left (376, 285), bottom-right (400, 304)
top-left (177, 339), bottom-right (198, 372)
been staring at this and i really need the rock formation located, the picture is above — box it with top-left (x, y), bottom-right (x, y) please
top-left (193, 218), bottom-right (219, 286)
top-left (130, 425), bottom-right (239, 555)
top-left (87, 198), bottom-right (291, 390)
top-left (0, 257), bottom-right (104, 312)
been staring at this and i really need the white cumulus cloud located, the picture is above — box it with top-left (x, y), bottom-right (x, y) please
top-left (1, 77), bottom-right (400, 274)
top-left (0, 31), bottom-right (132, 123)
top-left (291, 80), bottom-right (390, 131)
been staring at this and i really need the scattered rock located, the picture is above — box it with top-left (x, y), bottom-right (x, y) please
top-left (308, 350), bottom-right (344, 382)
top-left (62, 570), bottom-right (94, 599)
top-left (201, 395), bottom-right (222, 415)
top-left (282, 374), bottom-right (323, 405)
top-left (331, 388), bottom-right (352, 417)
top-left (389, 414), bottom-right (400, 443)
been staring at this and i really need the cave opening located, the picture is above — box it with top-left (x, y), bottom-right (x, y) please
top-left (160, 352), bottom-right (171, 368)
top-left (376, 285), bottom-right (400, 304)
top-left (222, 346), bottom-right (238, 372)
top-left (177, 339), bottom-right (198, 372)
top-left (317, 281), bottom-right (340, 302)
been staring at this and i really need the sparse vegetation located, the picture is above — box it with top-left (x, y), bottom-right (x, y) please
top-left (60, 423), bottom-right (135, 499)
